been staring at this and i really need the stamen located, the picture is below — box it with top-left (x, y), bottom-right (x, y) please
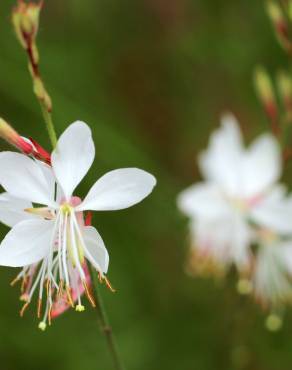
top-left (66, 285), bottom-right (74, 307)
top-left (21, 275), bottom-right (28, 293)
top-left (82, 281), bottom-right (96, 307)
top-left (104, 276), bottom-right (116, 293)
top-left (20, 301), bottom-right (30, 317)
top-left (48, 306), bottom-right (52, 326)
top-left (37, 298), bottom-right (42, 318)
top-left (10, 276), bottom-right (21, 287)
top-left (58, 280), bottom-right (64, 298)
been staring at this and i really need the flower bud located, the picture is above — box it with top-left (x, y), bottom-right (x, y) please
top-left (254, 67), bottom-right (278, 123)
top-left (288, 0), bottom-right (292, 21)
top-left (12, 0), bottom-right (43, 49)
top-left (0, 118), bottom-right (33, 154)
top-left (277, 70), bottom-right (292, 113)
top-left (266, 1), bottom-right (291, 52)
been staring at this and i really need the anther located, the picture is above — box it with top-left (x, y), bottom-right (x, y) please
top-left (21, 276), bottom-right (28, 293)
top-left (58, 280), bottom-right (64, 298)
top-left (48, 305), bottom-right (52, 326)
top-left (82, 281), bottom-right (96, 307)
top-left (37, 299), bottom-right (42, 318)
top-left (10, 276), bottom-right (20, 287)
top-left (66, 285), bottom-right (74, 307)
top-left (104, 276), bottom-right (116, 293)
top-left (20, 301), bottom-right (30, 317)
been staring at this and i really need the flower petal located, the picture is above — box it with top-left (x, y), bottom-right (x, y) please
top-left (254, 242), bottom-right (292, 305)
top-left (250, 186), bottom-right (292, 234)
top-left (0, 152), bottom-right (55, 206)
top-left (51, 121), bottom-right (95, 199)
top-left (83, 226), bottom-right (109, 273)
top-left (191, 210), bottom-right (252, 270)
top-left (199, 113), bottom-right (243, 195)
top-left (242, 134), bottom-right (281, 197)
top-left (0, 192), bottom-right (36, 227)
top-left (177, 182), bottom-right (230, 219)
top-left (0, 219), bottom-right (54, 267)
top-left (77, 168), bottom-right (156, 211)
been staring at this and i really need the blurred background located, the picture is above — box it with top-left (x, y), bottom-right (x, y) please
top-left (0, 0), bottom-right (291, 369)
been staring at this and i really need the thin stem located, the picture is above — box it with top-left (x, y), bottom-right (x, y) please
top-left (40, 103), bottom-right (57, 148)
top-left (89, 266), bottom-right (125, 370)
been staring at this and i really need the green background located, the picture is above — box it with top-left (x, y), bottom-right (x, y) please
top-left (0, 1), bottom-right (291, 369)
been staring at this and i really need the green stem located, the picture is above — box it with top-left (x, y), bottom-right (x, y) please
top-left (40, 103), bottom-right (58, 149)
top-left (90, 266), bottom-right (125, 370)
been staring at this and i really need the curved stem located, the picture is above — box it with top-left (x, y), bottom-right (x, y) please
top-left (89, 266), bottom-right (125, 370)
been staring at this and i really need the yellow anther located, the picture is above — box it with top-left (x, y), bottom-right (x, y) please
top-left (38, 322), bottom-right (47, 331)
top-left (76, 304), bottom-right (85, 312)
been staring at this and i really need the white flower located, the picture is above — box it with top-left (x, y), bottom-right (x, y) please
top-left (177, 114), bottom-right (292, 273)
top-left (0, 121), bottom-right (156, 326)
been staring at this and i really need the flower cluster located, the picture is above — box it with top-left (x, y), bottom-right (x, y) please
top-left (178, 114), bottom-right (292, 318)
top-left (0, 121), bottom-right (156, 329)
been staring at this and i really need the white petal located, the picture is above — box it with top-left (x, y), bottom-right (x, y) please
top-left (83, 226), bottom-right (109, 273)
top-left (254, 242), bottom-right (292, 304)
top-left (0, 219), bottom-right (54, 267)
top-left (77, 168), bottom-right (156, 211)
top-left (191, 209), bottom-right (252, 270)
top-left (177, 182), bottom-right (230, 219)
top-left (0, 192), bottom-right (36, 227)
top-left (199, 113), bottom-right (243, 195)
top-left (0, 152), bottom-right (55, 206)
top-left (250, 186), bottom-right (292, 234)
top-left (242, 134), bottom-right (281, 197)
top-left (51, 121), bottom-right (95, 200)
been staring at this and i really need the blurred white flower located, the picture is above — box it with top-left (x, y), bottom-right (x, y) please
top-left (178, 114), bottom-right (292, 275)
top-left (0, 121), bottom-right (156, 327)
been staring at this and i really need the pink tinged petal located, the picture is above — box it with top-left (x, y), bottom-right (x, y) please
top-left (0, 152), bottom-right (56, 206)
top-left (0, 192), bottom-right (36, 227)
top-left (242, 134), bottom-right (281, 198)
top-left (199, 114), bottom-right (243, 195)
top-left (51, 121), bottom-right (95, 200)
top-left (0, 219), bottom-right (54, 267)
top-left (83, 226), bottom-right (109, 273)
top-left (51, 262), bottom-right (91, 319)
top-left (77, 168), bottom-right (156, 212)
top-left (177, 182), bottom-right (230, 219)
